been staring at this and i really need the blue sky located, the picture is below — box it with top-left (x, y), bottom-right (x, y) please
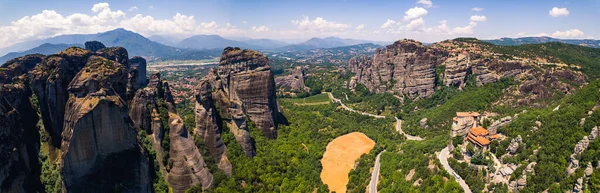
top-left (0, 0), bottom-right (598, 47)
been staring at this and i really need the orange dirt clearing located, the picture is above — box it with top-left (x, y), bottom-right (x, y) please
top-left (320, 132), bottom-right (375, 193)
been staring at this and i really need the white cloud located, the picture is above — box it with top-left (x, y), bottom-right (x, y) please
top-left (470, 15), bottom-right (487, 22)
top-left (92, 3), bottom-right (110, 13)
top-left (242, 21), bottom-right (247, 24)
top-left (355, 24), bottom-right (365, 31)
top-left (551, 29), bottom-right (584, 38)
top-left (128, 6), bottom-right (138, 12)
top-left (381, 19), bottom-right (398, 29)
top-left (0, 3), bottom-right (264, 47)
top-left (356, 24), bottom-right (365, 31)
top-left (549, 7), bottom-right (569, 17)
top-left (404, 7), bottom-right (428, 21)
top-left (472, 7), bottom-right (483, 11)
top-left (290, 16), bottom-right (351, 32)
top-left (406, 18), bottom-right (425, 31)
top-left (148, 5), bottom-right (154, 9)
top-left (416, 0), bottom-right (433, 8)
top-left (252, 25), bottom-right (270, 32)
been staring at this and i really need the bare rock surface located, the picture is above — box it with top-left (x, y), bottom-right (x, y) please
top-left (194, 79), bottom-right (233, 175)
top-left (0, 83), bottom-right (42, 193)
top-left (275, 66), bottom-right (308, 92)
top-left (166, 112), bottom-right (213, 192)
top-left (348, 40), bottom-right (447, 99)
top-left (507, 135), bottom-right (522, 155)
top-left (60, 55), bottom-right (151, 193)
top-left (29, 47), bottom-right (93, 147)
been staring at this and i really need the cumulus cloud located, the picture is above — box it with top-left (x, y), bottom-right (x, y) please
top-left (470, 15), bottom-right (487, 22)
top-left (472, 7), bottom-right (483, 11)
top-left (416, 0), bottom-right (433, 8)
top-left (381, 19), bottom-right (398, 29)
top-left (552, 29), bottom-right (584, 38)
top-left (356, 24), bottom-right (365, 30)
top-left (0, 2), bottom-right (258, 47)
top-left (128, 6), bottom-right (138, 12)
top-left (290, 16), bottom-right (351, 32)
top-left (404, 7), bottom-right (428, 21)
top-left (252, 25), bottom-right (270, 32)
top-left (549, 7), bottom-right (569, 17)
top-left (406, 18), bottom-right (425, 31)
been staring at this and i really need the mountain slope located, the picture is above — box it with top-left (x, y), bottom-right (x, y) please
top-left (176, 35), bottom-right (255, 50)
top-left (0, 43), bottom-right (82, 64)
top-left (0, 28), bottom-right (219, 62)
top-left (484, 37), bottom-right (600, 48)
top-left (242, 39), bottom-right (288, 49)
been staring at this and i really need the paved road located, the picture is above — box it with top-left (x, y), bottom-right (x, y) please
top-left (369, 150), bottom-right (386, 193)
top-left (325, 92), bottom-right (386, 119)
top-left (438, 147), bottom-right (472, 193)
top-left (394, 117), bottom-right (424, 141)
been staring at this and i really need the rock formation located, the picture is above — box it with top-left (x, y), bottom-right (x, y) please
top-left (507, 135), bottom-right (522, 155)
top-left (84, 41), bottom-right (106, 52)
top-left (442, 54), bottom-right (471, 88)
top-left (348, 40), bottom-right (448, 99)
top-left (488, 116), bottom-right (512, 135)
top-left (0, 82), bottom-right (42, 193)
top-left (29, 47), bottom-right (93, 147)
top-left (275, 66), bottom-right (309, 92)
top-left (129, 56), bottom-right (148, 91)
top-left (212, 81), bottom-right (257, 157)
top-left (0, 54), bottom-right (44, 84)
top-left (419, 118), bottom-right (429, 129)
top-left (573, 136), bottom-right (590, 155)
top-left (450, 113), bottom-right (479, 137)
top-left (165, 113), bottom-right (213, 192)
top-left (216, 47), bottom-right (283, 139)
top-left (60, 55), bottom-right (151, 192)
top-left (194, 79), bottom-right (233, 175)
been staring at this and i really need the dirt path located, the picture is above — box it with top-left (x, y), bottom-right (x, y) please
top-left (321, 132), bottom-right (376, 193)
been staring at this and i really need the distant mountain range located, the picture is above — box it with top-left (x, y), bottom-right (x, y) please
top-left (0, 28), bottom-right (390, 63)
top-left (0, 28), bottom-right (221, 63)
top-left (484, 37), bottom-right (600, 48)
top-left (0, 43), bottom-right (82, 64)
top-left (278, 37), bottom-right (389, 51)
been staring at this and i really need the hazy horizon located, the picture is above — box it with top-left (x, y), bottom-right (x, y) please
top-left (0, 0), bottom-right (598, 48)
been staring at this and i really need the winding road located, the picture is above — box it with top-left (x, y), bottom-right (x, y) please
top-left (395, 117), bottom-right (424, 141)
top-left (438, 147), bottom-right (472, 193)
top-left (325, 92), bottom-right (428, 192)
top-left (325, 92), bottom-right (386, 119)
top-left (369, 150), bottom-right (386, 193)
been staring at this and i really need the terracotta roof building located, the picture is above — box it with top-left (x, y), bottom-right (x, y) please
top-left (466, 127), bottom-right (491, 148)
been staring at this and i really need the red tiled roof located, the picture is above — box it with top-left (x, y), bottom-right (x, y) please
top-left (470, 127), bottom-right (489, 136)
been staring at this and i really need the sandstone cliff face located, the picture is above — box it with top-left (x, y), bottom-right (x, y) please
top-left (166, 112), bottom-right (214, 192)
top-left (60, 56), bottom-right (151, 192)
top-left (0, 83), bottom-right (42, 193)
top-left (130, 88), bottom-right (159, 134)
top-left (29, 47), bottom-right (93, 147)
top-left (128, 56), bottom-right (148, 97)
top-left (349, 40), bottom-right (448, 99)
top-left (217, 47), bottom-right (282, 139)
top-left (275, 66), bottom-right (308, 92)
top-left (194, 79), bottom-right (233, 175)
top-left (442, 54), bottom-right (471, 88)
